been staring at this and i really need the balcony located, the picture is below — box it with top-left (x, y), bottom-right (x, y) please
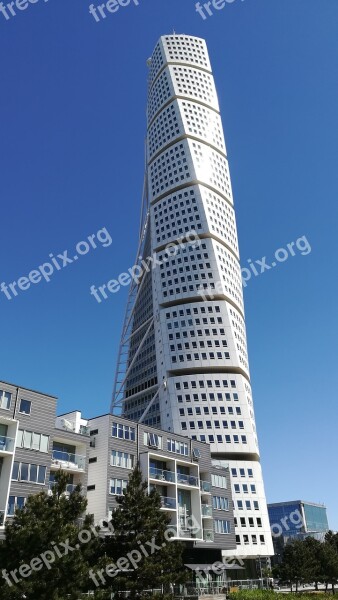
top-left (0, 436), bottom-right (15, 453)
top-left (160, 496), bottom-right (176, 510)
top-left (51, 450), bottom-right (86, 471)
top-left (202, 504), bottom-right (213, 517)
top-left (203, 529), bottom-right (214, 542)
top-left (149, 467), bottom-right (175, 483)
top-left (200, 480), bottom-right (211, 494)
top-left (171, 525), bottom-right (202, 540)
top-left (48, 481), bottom-right (78, 494)
top-left (79, 425), bottom-right (90, 436)
top-left (0, 511), bottom-right (5, 526)
top-left (177, 473), bottom-right (199, 487)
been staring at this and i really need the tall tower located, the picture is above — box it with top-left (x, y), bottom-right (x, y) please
top-left (113, 35), bottom-right (273, 561)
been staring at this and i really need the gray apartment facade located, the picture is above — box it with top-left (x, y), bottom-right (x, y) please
top-left (1, 380), bottom-right (237, 563)
top-left (87, 414), bottom-right (236, 557)
top-left (0, 380), bottom-right (89, 536)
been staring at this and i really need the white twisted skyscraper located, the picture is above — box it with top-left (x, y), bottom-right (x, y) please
top-left (113, 34), bottom-right (273, 560)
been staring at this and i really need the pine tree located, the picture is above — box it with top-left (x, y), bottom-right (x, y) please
top-left (103, 465), bottom-right (187, 598)
top-left (321, 540), bottom-right (338, 592)
top-left (0, 471), bottom-right (101, 600)
top-left (275, 539), bottom-right (308, 591)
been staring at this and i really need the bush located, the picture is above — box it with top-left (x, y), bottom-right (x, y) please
top-left (229, 593), bottom-right (338, 600)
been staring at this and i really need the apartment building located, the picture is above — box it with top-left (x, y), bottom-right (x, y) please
top-left (0, 381), bottom-right (89, 536)
top-left (1, 380), bottom-right (236, 563)
top-left (86, 414), bottom-right (236, 560)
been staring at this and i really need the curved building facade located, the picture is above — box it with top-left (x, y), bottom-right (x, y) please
top-left (114, 35), bottom-right (273, 561)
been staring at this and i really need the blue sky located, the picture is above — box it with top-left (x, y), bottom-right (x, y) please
top-left (1, 0), bottom-right (337, 528)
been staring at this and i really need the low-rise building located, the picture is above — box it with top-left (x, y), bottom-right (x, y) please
top-left (0, 381), bottom-right (89, 537)
top-left (87, 414), bottom-right (236, 558)
top-left (0, 380), bottom-right (237, 563)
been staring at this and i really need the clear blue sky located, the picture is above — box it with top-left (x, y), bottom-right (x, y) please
top-left (1, 0), bottom-right (337, 528)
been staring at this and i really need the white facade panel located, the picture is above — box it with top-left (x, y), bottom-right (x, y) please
top-left (117, 35), bottom-right (273, 561)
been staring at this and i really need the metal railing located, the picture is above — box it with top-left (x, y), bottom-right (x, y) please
top-left (52, 450), bottom-right (86, 470)
top-left (0, 436), bottom-right (15, 453)
top-left (48, 481), bottom-right (78, 494)
top-left (171, 525), bottom-right (203, 540)
top-left (203, 528), bottom-right (214, 541)
top-left (177, 472), bottom-right (199, 487)
top-left (149, 467), bottom-right (175, 483)
top-left (160, 496), bottom-right (176, 509)
top-left (200, 480), bottom-right (211, 493)
top-left (201, 504), bottom-right (213, 517)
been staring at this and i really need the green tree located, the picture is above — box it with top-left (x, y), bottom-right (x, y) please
top-left (103, 465), bottom-right (187, 598)
top-left (320, 541), bottom-right (338, 593)
top-left (325, 531), bottom-right (338, 554)
top-left (302, 537), bottom-right (322, 589)
top-left (0, 471), bottom-right (101, 600)
top-left (274, 539), bottom-right (309, 591)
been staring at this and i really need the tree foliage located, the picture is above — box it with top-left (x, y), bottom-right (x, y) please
top-left (0, 471), bottom-right (100, 600)
top-left (102, 464), bottom-right (187, 598)
top-left (273, 532), bottom-right (338, 592)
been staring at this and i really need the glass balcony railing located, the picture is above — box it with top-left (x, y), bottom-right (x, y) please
top-left (52, 450), bottom-right (86, 470)
top-left (79, 425), bottom-right (90, 436)
top-left (169, 525), bottom-right (202, 540)
top-left (48, 481), bottom-right (78, 494)
top-left (200, 480), bottom-right (211, 493)
top-left (149, 467), bottom-right (175, 483)
top-left (0, 436), bottom-right (15, 453)
top-left (203, 529), bottom-right (214, 542)
top-left (202, 504), bottom-right (213, 517)
top-left (160, 496), bottom-right (176, 510)
top-left (179, 527), bottom-right (202, 540)
top-left (177, 473), bottom-right (199, 487)
top-left (0, 511), bottom-right (5, 526)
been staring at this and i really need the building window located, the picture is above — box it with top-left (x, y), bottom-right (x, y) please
top-left (145, 432), bottom-right (162, 449)
top-left (16, 430), bottom-right (49, 453)
top-left (214, 519), bottom-right (231, 534)
top-left (112, 423), bottom-right (135, 442)
top-left (211, 474), bottom-right (227, 489)
top-left (19, 399), bottom-right (31, 415)
top-left (167, 438), bottom-right (188, 456)
top-left (89, 457), bottom-right (97, 464)
top-left (212, 496), bottom-right (229, 511)
top-left (111, 451), bottom-right (134, 469)
top-left (109, 478), bottom-right (128, 496)
top-left (7, 496), bottom-right (26, 516)
top-left (0, 390), bottom-right (11, 410)
top-left (11, 462), bottom-right (46, 484)
top-left (87, 485), bottom-right (96, 491)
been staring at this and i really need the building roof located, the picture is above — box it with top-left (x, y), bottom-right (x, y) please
top-left (268, 500), bottom-right (327, 509)
top-left (0, 380), bottom-right (58, 399)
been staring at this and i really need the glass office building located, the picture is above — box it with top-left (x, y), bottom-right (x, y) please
top-left (268, 500), bottom-right (329, 546)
